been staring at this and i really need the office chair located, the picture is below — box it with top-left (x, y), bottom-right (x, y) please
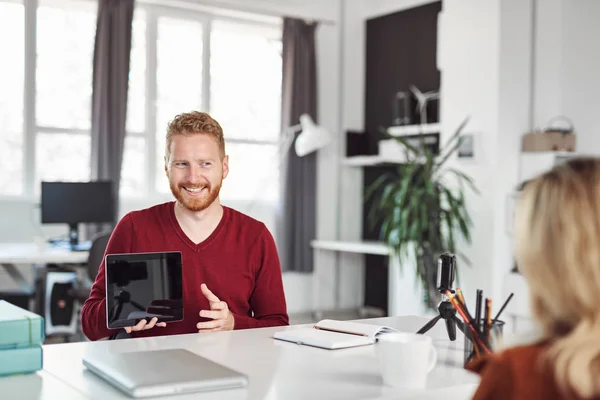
top-left (65, 231), bottom-right (111, 340)
top-left (68, 231), bottom-right (111, 301)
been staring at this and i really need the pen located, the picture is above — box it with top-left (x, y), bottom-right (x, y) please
top-left (456, 287), bottom-right (466, 306)
top-left (475, 289), bottom-right (483, 334)
top-left (446, 290), bottom-right (491, 354)
top-left (492, 293), bottom-right (514, 323)
top-left (484, 298), bottom-right (491, 343)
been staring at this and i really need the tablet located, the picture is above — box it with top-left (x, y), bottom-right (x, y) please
top-left (105, 252), bottom-right (183, 329)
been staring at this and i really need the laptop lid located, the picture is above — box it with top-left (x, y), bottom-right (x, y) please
top-left (83, 349), bottom-right (248, 398)
top-left (105, 252), bottom-right (183, 329)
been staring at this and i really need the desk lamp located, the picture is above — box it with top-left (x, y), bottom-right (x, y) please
top-left (245, 114), bottom-right (331, 213)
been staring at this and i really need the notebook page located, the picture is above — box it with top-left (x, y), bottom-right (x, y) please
top-left (273, 328), bottom-right (375, 350)
top-left (314, 319), bottom-right (398, 339)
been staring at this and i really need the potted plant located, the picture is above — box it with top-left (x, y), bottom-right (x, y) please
top-left (366, 117), bottom-right (478, 310)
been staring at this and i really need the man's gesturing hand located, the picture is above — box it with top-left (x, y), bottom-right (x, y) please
top-left (197, 283), bottom-right (235, 332)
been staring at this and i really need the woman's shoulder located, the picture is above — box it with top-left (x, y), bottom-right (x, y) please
top-left (466, 342), bottom-right (563, 400)
top-left (467, 341), bottom-right (549, 375)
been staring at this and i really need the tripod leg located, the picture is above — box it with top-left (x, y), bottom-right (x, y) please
top-left (417, 315), bottom-right (442, 335)
top-left (445, 317), bottom-right (457, 341)
top-left (452, 315), bottom-right (465, 335)
top-left (112, 299), bottom-right (123, 322)
top-left (130, 300), bottom-right (145, 311)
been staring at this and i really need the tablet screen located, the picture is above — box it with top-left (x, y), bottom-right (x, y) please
top-left (105, 252), bottom-right (183, 329)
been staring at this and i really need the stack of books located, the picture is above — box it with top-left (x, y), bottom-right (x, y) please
top-left (0, 300), bottom-right (45, 376)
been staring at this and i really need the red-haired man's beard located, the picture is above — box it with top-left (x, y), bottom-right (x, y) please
top-left (169, 179), bottom-right (222, 212)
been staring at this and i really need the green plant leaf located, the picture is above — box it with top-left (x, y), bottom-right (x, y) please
top-left (365, 172), bottom-right (392, 201)
top-left (436, 117), bottom-right (471, 168)
top-left (443, 168), bottom-right (479, 194)
top-left (457, 251), bottom-right (472, 267)
top-left (439, 116), bottom-right (470, 155)
top-left (391, 135), bottom-right (423, 158)
top-left (368, 115), bottom-right (477, 311)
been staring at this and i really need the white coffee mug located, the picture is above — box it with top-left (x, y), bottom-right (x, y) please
top-left (375, 332), bottom-right (438, 389)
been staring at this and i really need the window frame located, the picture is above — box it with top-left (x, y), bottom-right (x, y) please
top-left (1, 0), bottom-right (282, 202)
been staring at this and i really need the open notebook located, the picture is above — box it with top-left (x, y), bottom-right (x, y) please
top-left (273, 319), bottom-right (398, 350)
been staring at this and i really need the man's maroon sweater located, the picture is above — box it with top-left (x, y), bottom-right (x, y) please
top-left (81, 202), bottom-right (289, 340)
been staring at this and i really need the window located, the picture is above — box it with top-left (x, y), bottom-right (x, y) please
top-left (34, 0), bottom-right (96, 189)
top-left (120, 12), bottom-right (147, 198)
top-left (210, 20), bottom-right (282, 203)
top-left (0, 0), bottom-right (24, 195)
top-left (154, 15), bottom-right (204, 194)
top-left (0, 0), bottom-right (96, 196)
top-left (1, 0), bottom-right (282, 206)
top-left (123, 8), bottom-right (282, 203)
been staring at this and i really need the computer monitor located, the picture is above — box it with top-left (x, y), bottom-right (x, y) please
top-left (41, 181), bottom-right (115, 248)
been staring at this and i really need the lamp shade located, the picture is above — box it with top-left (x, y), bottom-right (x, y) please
top-left (294, 114), bottom-right (331, 157)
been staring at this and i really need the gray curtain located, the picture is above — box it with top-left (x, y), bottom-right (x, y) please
top-left (278, 18), bottom-right (318, 273)
top-left (89, 0), bottom-right (134, 236)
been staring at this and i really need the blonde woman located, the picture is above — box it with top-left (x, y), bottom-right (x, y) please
top-left (467, 157), bottom-right (600, 399)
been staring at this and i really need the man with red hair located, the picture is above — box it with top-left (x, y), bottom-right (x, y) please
top-left (81, 111), bottom-right (289, 340)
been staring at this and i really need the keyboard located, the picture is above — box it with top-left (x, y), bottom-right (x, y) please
top-left (48, 240), bottom-right (92, 252)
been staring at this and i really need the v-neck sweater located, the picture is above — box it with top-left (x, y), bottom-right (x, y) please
top-left (81, 202), bottom-right (289, 341)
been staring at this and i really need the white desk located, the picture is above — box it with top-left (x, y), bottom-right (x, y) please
top-left (311, 240), bottom-right (390, 318)
top-left (0, 370), bottom-right (88, 400)
top-left (37, 316), bottom-right (479, 400)
top-left (0, 243), bottom-right (89, 265)
top-left (0, 242), bottom-right (88, 292)
top-left (311, 240), bottom-right (427, 317)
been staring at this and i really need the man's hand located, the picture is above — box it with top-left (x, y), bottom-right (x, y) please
top-left (124, 317), bottom-right (167, 334)
top-left (197, 283), bottom-right (235, 332)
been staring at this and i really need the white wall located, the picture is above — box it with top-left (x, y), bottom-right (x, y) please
top-left (359, 0), bottom-right (436, 20)
top-left (438, 0), bottom-right (501, 303)
top-left (340, 0), bottom-right (600, 317)
top-left (355, 0), bottom-right (600, 315)
top-left (340, 0), bottom-right (505, 316)
top-left (341, 0), bottom-right (504, 312)
top-left (190, 0), bottom-right (340, 22)
top-left (560, 0), bottom-right (600, 155)
top-left (336, 0), bottom-right (439, 317)
top-left (533, 0), bottom-right (600, 155)
top-left (494, 0), bottom-right (534, 304)
top-left (342, 0), bottom-right (535, 312)
top-left (532, 0), bottom-right (563, 127)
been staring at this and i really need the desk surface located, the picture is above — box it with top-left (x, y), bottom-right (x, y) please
top-left (38, 316), bottom-right (479, 400)
top-left (0, 243), bottom-right (89, 264)
top-left (311, 240), bottom-right (390, 256)
top-left (1, 370), bottom-right (88, 400)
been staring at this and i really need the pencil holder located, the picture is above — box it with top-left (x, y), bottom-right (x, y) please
top-left (463, 319), bottom-right (505, 367)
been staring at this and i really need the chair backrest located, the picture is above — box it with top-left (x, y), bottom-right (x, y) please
top-left (86, 232), bottom-right (112, 282)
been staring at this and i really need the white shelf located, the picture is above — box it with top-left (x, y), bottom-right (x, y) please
top-left (311, 240), bottom-right (390, 255)
top-left (519, 151), bottom-right (583, 182)
top-left (387, 123), bottom-right (440, 137)
top-left (341, 155), bottom-right (402, 167)
top-left (342, 155), bottom-right (425, 167)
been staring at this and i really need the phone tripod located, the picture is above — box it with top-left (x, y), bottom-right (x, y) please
top-left (109, 290), bottom-right (145, 323)
top-left (417, 295), bottom-right (464, 341)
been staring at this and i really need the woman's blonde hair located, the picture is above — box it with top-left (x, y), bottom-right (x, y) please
top-left (514, 157), bottom-right (600, 398)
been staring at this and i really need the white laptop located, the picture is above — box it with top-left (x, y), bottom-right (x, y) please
top-left (82, 348), bottom-right (248, 398)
